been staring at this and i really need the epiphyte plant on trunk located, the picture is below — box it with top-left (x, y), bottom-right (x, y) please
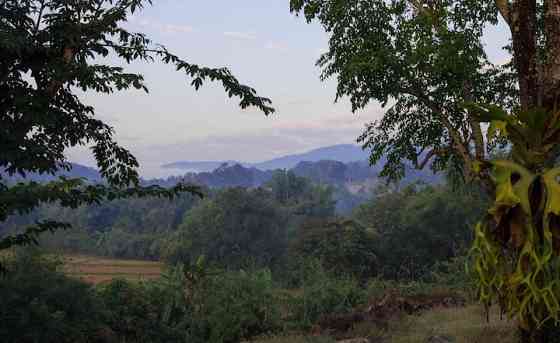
top-left (468, 104), bottom-right (560, 339)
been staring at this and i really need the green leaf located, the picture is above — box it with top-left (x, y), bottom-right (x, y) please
top-left (487, 120), bottom-right (508, 141)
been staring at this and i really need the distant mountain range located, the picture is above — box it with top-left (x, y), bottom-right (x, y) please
top-left (2, 145), bottom-right (440, 215)
top-left (2, 144), bottom-right (440, 191)
top-left (161, 144), bottom-right (372, 172)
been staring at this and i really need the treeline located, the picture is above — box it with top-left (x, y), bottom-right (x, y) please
top-left (1, 170), bottom-right (486, 282)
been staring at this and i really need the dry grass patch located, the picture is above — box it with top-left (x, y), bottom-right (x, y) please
top-left (387, 305), bottom-right (516, 343)
top-left (250, 335), bottom-right (335, 343)
top-left (63, 254), bottom-right (163, 284)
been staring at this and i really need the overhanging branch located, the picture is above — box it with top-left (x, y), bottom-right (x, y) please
top-left (403, 86), bottom-right (474, 167)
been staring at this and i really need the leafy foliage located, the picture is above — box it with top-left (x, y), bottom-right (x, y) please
top-left (0, 0), bottom-right (273, 252)
top-left (98, 277), bottom-right (189, 342)
top-left (188, 268), bottom-right (281, 343)
top-left (0, 251), bottom-right (106, 343)
top-left (354, 183), bottom-right (486, 279)
top-left (290, 2), bottom-right (560, 336)
top-left (265, 170), bottom-right (337, 218)
top-left (289, 218), bottom-right (377, 280)
top-left (164, 187), bottom-right (288, 269)
top-left (290, 0), bottom-right (517, 181)
top-left (471, 160), bottom-right (560, 329)
top-left (284, 258), bottom-right (365, 329)
top-left (0, 250), bottom-right (283, 343)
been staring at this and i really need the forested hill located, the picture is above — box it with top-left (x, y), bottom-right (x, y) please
top-left (2, 158), bottom-right (440, 192)
top-left (152, 160), bottom-right (440, 190)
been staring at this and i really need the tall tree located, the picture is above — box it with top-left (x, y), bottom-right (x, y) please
top-left (0, 0), bottom-right (273, 252)
top-left (291, 0), bottom-right (560, 341)
top-left (165, 187), bottom-right (287, 269)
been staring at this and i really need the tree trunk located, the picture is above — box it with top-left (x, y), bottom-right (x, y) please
top-left (543, 0), bottom-right (560, 110)
top-left (511, 0), bottom-right (539, 110)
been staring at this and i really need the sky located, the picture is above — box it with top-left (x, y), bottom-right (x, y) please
top-left (68, 0), bottom-right (511, 178)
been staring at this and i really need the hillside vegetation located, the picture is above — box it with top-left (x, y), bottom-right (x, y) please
top-left (0, 173), bottom-right (493, 342)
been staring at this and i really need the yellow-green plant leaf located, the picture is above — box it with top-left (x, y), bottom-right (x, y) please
top-left (487, 120), bottom-right (508, 141)
top-left (489, 160), bottom-right (535, 220)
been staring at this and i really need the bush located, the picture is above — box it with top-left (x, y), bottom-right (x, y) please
top-left (289, 218), bottom-right (377, 281)
top-left (0, 250), bottom-right (106, 343)
top-left (365, 278), bottom-right (438, 299)
top-left (0, 251), bottom-right (281, 343)
top-left (285, 258), bottom-right (366, 329)
top-left (97, 278), bottom-right (187, 343)
top-left (189, 268), bottom-right (281, 343)
top-left (429, 254), bottom-right (475, 296)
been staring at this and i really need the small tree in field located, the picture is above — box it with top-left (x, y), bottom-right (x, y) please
top-left (0, 0), bottom-right (273, 253)
top-left (291, 0), bottom-right (560, 341)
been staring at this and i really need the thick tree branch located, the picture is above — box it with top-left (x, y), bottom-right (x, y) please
top-left (495, 0), bottom-right (512, 26)
top-left (414, 148), bottom-right (441, 170)
top-left (404, 87), bottom-right (473, 167)
top-left (45, 47), bottom-right (75, 97)
top-left (464, 81), bottom-right (485, 160)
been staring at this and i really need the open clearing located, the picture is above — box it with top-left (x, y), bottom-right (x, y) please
top-left (384, 304), bottom-right (516, 343)
top-left (63, 254), bottom-right (163, 284)
top-left (254, 305), bottom-right (516, 343)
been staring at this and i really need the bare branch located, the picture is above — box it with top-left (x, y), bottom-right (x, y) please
top-left (405, 87), bottom-right (472, 159)
top-left (464, 81), bottom-right (485, 160)
top-left (33, 0), bottom-right (46, 35)
top-left (414, 148), bottom-right (442, 170)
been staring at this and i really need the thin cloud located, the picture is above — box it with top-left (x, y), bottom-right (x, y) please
top-left (162, 24), bottom-right (194, 34)
top-left (224, 31), bottom-right (257, 40)
top-left (264, 41), bottom-right (289, 51)
top-left (133, 18), bottom-right (194, 35)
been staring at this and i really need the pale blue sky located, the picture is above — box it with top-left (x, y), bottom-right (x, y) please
top-left (69, 1), bottom-right (511, 178)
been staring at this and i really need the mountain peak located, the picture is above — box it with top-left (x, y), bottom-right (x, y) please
top-left (162, 144), bottom-right (369, 173)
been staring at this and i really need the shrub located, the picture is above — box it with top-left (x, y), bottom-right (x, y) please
top-left (285, 258), bottom-right (366, 329)
top-left (429, 254), bottom-right (475, 296)
top-left (289, 219), bottom-right (377, 281)
top-left (0, 250), bottom-right (106, 343)
top-left (97, 278), bottom-right (187, 343)
top-left (189, 268), bottom-right (281, 343)
top-left (365, 278), bottom-right (437, 299)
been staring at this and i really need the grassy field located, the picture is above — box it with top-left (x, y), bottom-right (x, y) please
top-left (59, 254), bottom-right (516, 342)
top-left (63, 254), bottom-right (163, 284)
top-left (254, 305), bottom-right (516, 343)
top-left (384, 305), bottom-right (516, 343)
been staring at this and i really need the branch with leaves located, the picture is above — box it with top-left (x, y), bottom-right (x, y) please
top-left (0, 0), bottom-right (273, 253)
